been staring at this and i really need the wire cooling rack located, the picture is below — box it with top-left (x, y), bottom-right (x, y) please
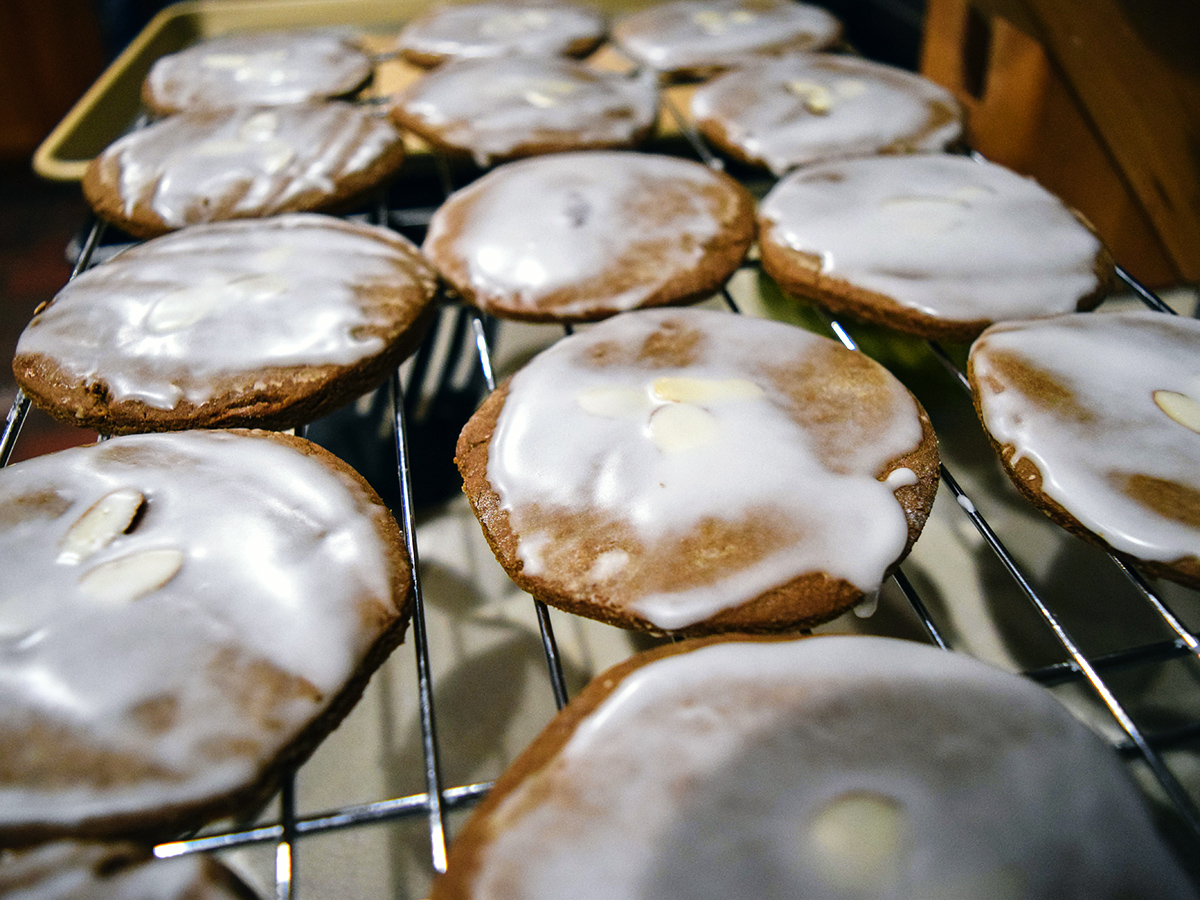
top-left (4, 93), bottom-right (1200, 900)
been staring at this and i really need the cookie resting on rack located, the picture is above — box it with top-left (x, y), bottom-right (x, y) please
top-left (611, 0), bottom-right (841, 79)
top-left (758, 154), bottom-right (1115, 341)
top-left (969, 310), bottom-right (1200, 590)
top-left (0, 841), bottom-right (262, 900)
top-left (423, 151), bottom-right (754, 323)
top-left (394, 0), bottom-right (607, 67)
top-left (455, 308), bottom-right (939, 635)
top-left (690, 53), bottom-right (962, 176)
top-left (82, 102), bottom-right (406, 238)
top-left (430, 634), bottom-right (1195, 900)
top-left (141, 29), bottom-right (375, 115)
top-left (390, 56), bottom-right (658, 167)
top-left (13, 214), bottom-right (438, 434)
top-left (0, 429), bottom-right (411, 845)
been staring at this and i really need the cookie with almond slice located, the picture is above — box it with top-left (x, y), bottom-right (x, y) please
top-left (455, 307), bottom-right (938, 635)
top-left (14, 214), bottom-right (437, 434)
top-left (0, 429), bottom-right (411, 845)
top-left (969, 310), bottom-right (1200, 588)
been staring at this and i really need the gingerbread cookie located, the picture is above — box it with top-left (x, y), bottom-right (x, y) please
top-left (424, 151), bottom-right (753, 322)
top-left (0, 429), bottom-right (411, 844)
top-left (142, 30), bottom-right (374, 115)
top-left (969, 310), bottom-right (1200, 589)
top-left (432, 634), bottom-right (1194, 900)
top-left (456, 308), bottom-right (939, 635)
top-left (758, 154), bottom-right (1114, 341)
top-left (390, 57), bottom-right (658, 166)
top-left (612, 0), bottom-right (841, 79)
top-left (14, 214), bottom-right (438, 434)
top-left (83, 103), bottom-right (406, 238)
top-left (395, 1), bottom-right (606, 67)
top-left (691, 53), bottom-right (962, 175)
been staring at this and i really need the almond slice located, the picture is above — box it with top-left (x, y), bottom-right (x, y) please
top-left (1154, 390), bottom-right (1200, 434)
top-left (58, 488), bottom-right (146, 566)
top-left (78, 548), bottom-right (184, 605)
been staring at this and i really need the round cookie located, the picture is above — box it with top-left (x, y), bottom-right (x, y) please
top-left (395, 1), bottom-right (607, 67)
top-left (82, 102), bottom-right (406, 238)
top-left (13, 214), bottom-right (438, 434)
top-left (141, 29), bottom-right (374, 115)
top-left (390, 57), bottom-right (658, 167)
top-left (690, 53), bottom-right (963, 176)
top-left (612, 0), bottom-right (842, 79)
top-left (424, 152), bottom-right (754, 322)
top-left (758, 154), bottom-right (1115, 341)
top-left (431, 634), bottom-right (1195, 900)
top-left (968, 310), bottom-right (1200, 589)
top-left (0, 429), bottom-right (412, 845)
top-left (0, 842), bottom-right (262, 900)
top-left (455, 308), bottom-right (939, 635)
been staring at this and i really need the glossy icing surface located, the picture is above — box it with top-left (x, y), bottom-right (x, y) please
top-left (612, 0), bottom-right (841, 74)
top-left (396, 1), bottom-right (606, 62)
top-left (460, 636), bottom-right (1193, 900)
top-left (16, 214), bottom-right (436, 411)
top-left (395, 57), bottom-right (657, 166)
top-left (486, 308), bottom-right (924, 628)
top-left (425, 152), bottom-right (745, 318)
top-left (143, 30), bottom-right (373, 112)
top-left (759, 155), bottom-right (1104, 323)
top-left (970, 311), bottom-right (1200, 564)
top-left (0, 431), bottom-right (400, 830)
top-left (89, 103), bottom-right (403, 230)
top-left (691, 53), bottom-right (961, 175)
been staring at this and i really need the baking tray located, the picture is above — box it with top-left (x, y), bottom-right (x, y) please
top-left (31, 0), bottom-right (695, 182)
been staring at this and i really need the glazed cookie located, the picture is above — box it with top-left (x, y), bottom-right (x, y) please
top-left (612, 0), bottom-right (841, 79)
top-left (82, 102), bottom-right (406, 238)
top-left (14, 214), bottom-right (438, 434)
top-left (430, 635), bottom-right (1195, 900)
top-left (141, 30), bottom-right (374, 115)
top-left (390, 57), bottom-right (658, 167)
top-left (424, 152), bottom-right (753, 322)
top-left (0, 429), bottom-right (411, 844)
top-left (456, 308), bottom-right (939, 634)
top-left (758, 154), bottom-right (1114, 341)
top-left (395, 1), bottom-right (607, 67)
top-left (969, 311), bottom-right (1200, 589)
top-left (691, 53), bottom-right (963, 175)
top-left (0, 842), bottom-right (261, 899)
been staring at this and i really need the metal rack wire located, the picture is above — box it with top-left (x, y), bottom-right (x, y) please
top-left (4, 95), bottom-right (1199, 900)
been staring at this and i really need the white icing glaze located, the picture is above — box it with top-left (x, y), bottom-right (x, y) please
top-left (395, 57), bottom-right (658, 166)
top-left (397, 1), bottom-right (606, 62)
top-left (691, 54), bottom-right (961, 175)
top-left (970, 310), bottom-right (1200, 564)
top-left (612, 0), bottom-right (841, 74)
top-left (486, 308), bottom-right (924, 628)
top-left (92, 103), bottom-right (403, 230)
top-left (759, 154), bottom-right (1104, 323)
top-left (143, 30), bottom-right (373, 112)
top-left (425, 153), bottom-right (741, 318)
top-left (462, 636), bottom-right (1194, 899)
top-left (16, 214), bottom-right (435, 411)
top-left (0, 430), bottom-right (400, 829)
top-left (0, 842), bottom-right (249, 900)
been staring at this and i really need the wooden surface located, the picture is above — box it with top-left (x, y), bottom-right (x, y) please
top-left (922, 0), bottom-right (1200, 285)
